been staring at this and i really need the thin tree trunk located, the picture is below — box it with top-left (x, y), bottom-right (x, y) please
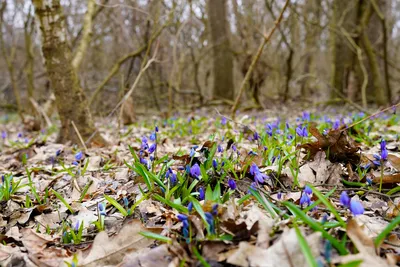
top-left (33, 0), bottom-right (106, 146)
top-left (207, 0), bottom-right (234, 101)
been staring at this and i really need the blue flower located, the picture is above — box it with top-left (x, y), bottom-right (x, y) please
top-left (300, 193), bottom-right (311, 207)
top-left (296, 126), bottom-right (308, 137)
top-left (198, 187), bottom-right (205, 200)
top-left (265, 124), bottom-right (273, 136)
top-left (140, 157), bottom-right (148, 166)
top-left (380, 139), bottom-right (388, 161)
top-left (149, 132), bottom-right (156, 141)
top-left (302, 112), bottom-right (311, 121)
top-left (75, 151), bottom-right (83, 161)
top-left (177, 214), bottom-right (188, 221)
top-left (1, 131), bottom-right (6, 139)
top-left (187, 202), bottom-right (193, 212)
top-left (253, 132), bottom-right (260, 141)
top-left (221, 117), bottom-right (227, 125)
top-left (277, 192), bottom-right (282, 200)
top-left (212, 159), bottom-right (218, 169)
top-left (17, 132), bottom-right (23, 138)
top-left (350, 200), bottom-right (364, 216)
top-left (333, 119), bottom-right (340, 130)
top-left (304, 185), bottom-right (312, 195)
top-left (56, 149), bottom-right (62, 157)
top-left (340, 191), bottom-right (350, 207)
top-left (217, 144), bottom-right (223, 153)
top-left (254, 171), bottom-right (267, 183)
top-left (72, 161), bottom-right (79, 166)
top-left (205, 212), bottom-right (215, 233)
top-left (212, 204), bottom-right (218, 216)
top-left (232, 145), bottom-right (237, 152)
top-left (190, 163), bottom-right (201, 179)
top-left (148, 143), bottom-right (156, 154)
top-left (250, 163), bottom-right (268, 183)
top-left (228, 179), bottom-right (236, 190)
top-left (250, 163), bottom-right (259, 176)
top-left (98, 202), bottom-right (106, 216)
top-left (177, 214), bottom-right (189, 238)
top-left (141, 136), bottom-right (149, 150)
top-left (74, 221), bottom-right (80, 232)
top-left (123, 197), bottom-right (129, 207)
top-left (155, 126), bottom-right (159, 132)
top-left (366, 178), bottom-right (372, 186)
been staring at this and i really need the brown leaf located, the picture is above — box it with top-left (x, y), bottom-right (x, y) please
top-left (388, 154), bottom-right (400, 171)
top-left (299, 126), bottom-right (360, 164)
top-left (80, 219), bottom-right (154, 266)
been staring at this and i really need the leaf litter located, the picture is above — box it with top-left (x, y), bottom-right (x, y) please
top-left (0, 106), bottom-right (399, 266)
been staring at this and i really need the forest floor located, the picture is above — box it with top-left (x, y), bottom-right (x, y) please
top-left (0, 105), bottom-right (400, 267)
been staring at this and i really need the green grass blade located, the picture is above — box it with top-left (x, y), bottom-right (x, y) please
top-left (294, 224), bottom-right (318, 267)
top-left (309, 185), bottom-right (345, 226)
top-left (283, 201), bottom-right (348, 255)
top-left (139, 231), bottom-right (172, 244)
top-left (303, 187), bottom-right (335, 213)
top-left (51, 189), bottom-right (75, 213)
top-left (104, 195), bottom-right (128, 216)
top-left (192, 246), bottom-right (211, 267)
top-left (374, 215), bottom-right (400, 247)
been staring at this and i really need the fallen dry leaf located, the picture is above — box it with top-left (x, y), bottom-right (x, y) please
top-left (227, 228), bottom-right (321, 267)
top-left (79, 219), bottom-right (155, 266)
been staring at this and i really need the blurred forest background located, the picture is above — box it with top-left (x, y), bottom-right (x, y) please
top-left (1, 0), bottom-right (399, 121)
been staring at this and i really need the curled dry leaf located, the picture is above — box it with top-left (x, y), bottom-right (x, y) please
top-left (79, 219), bottom-right (155, 267)
top-left (298, 125), bottom-right (360, 164)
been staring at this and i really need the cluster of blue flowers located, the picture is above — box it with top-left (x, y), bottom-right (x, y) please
top-left (340, 191), bottom-right (364, 216)
top-left (139, 126), bottom-right (158, 169)
top-left (250, 163), bottom-right (269, 183)
top-left (299, 185), bottom-right (314, 208)
top-left (372, 139), bottom-right (388, 166)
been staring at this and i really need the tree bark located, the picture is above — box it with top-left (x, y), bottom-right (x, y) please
top-left (330, 0), bottom-right (359, 99)
top-left (32, 0), bottom-right (106, 146)
top-left (207, 0), bottom-right (234, 101)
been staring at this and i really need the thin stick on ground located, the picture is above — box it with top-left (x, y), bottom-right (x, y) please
top-left (72, 121), bottom-right (88, 153)
top-left (344, 102), bottom-right (400, 131)
top-left (230, 0), bottom-right (290, 118)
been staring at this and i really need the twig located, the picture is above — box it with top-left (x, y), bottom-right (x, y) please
top-left (230, 0), bottom-right (290, 118)
top-left (343, 102), bottom-right (400, 131)
top-left (29, 97), bottom-right (52, 127)
top-left (72, 121), bottom-right (88, 153)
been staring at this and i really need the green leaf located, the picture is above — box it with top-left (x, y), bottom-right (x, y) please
top-left (374, 214), bottom-right (400, 247)
top-left (153, 194), bottom-right (187, 213)
top-left (309, 185), bottom-right (345, 226)
top-left (51, 189), bottom-right (75, 214)
top-left (249, 188), bottom-right (277, 219)
top-left (294, 224), bottom-right (318, 267)
top-left (104, 195), bottom-right (128, 217)
top-left (192, 246), bottom-right (211, 267)
top-left (337, 260), bottom-right (363, 267)
top-left (213, 182), bottom-right (221, 201)
top-left (139, 231), bottom-right (172, 244)
top-left (188, 196), bottom-right (210, 230)
top-left (205, 185), bottom-right (213, 201)
top-left (283, 201), bottom-right (348, 255)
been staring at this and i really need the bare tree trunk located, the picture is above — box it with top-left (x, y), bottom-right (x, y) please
top-left (0, 2), bottom-right (24, 121)
top-left (207, 0), bottom-right (234, 101)
top-left (33, 0), bottom-right (106, 146)
top-left (330, 0), bottom-right (359, 99)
